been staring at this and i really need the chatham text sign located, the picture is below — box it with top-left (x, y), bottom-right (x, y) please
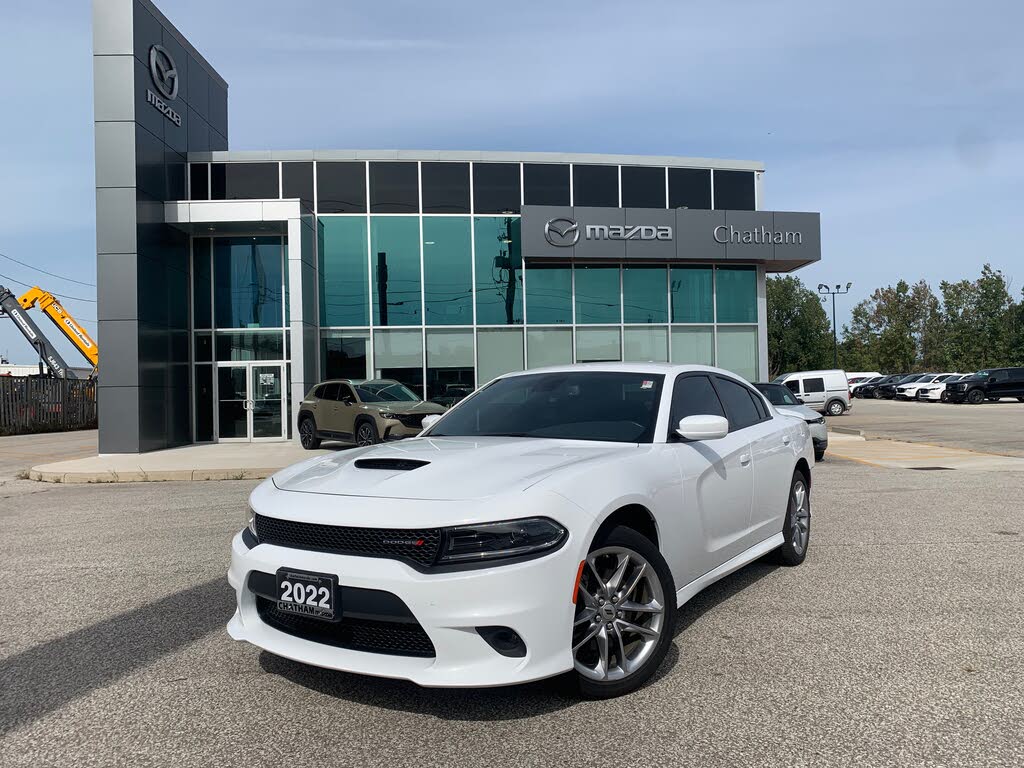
top-left (522, 206), bottom-right (821, 270)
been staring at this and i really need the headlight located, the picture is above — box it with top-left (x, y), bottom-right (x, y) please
top-left (245, 508), bottom-right (257, 537)
top-left (377, 411), bottom-right (395, 419)
top-left (808, 416), bottom-right (825, 425)
top-left (438, 517), bottom-right (567, 564)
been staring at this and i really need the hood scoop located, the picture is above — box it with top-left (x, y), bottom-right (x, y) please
top-left (353, 458), bottom-right (430, 471)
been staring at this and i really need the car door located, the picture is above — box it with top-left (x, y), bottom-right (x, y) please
top-left (1010, 368), bottom-right (1024, 398)
top-left (800, 376), bottom-right (826, 410)
top-left (335, 383), bottom-right (358, 438)
top-left (986, 369), bottom-right (1008, 399)
top-left (667, 373), bottom-right (755, 576)
top-left (739, 383), bottom-right (799, 539)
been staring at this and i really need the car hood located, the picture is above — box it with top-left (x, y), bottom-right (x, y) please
top-left (362, 400), bottom-right (446, 415)
top-left (272, 436), bottom-right (636, 500)
top-left (775, 404), bottom-right (822, 422)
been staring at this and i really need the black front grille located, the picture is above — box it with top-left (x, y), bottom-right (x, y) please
top-left (394, 413), bottom-right (427, 429)
top-left (253, 513), bottom-right (441, 566)
top-left (256, 597), bottom-right (435, 657)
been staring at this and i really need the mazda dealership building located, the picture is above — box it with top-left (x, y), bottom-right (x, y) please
top-left (93, 0), bottom-right (821, 452)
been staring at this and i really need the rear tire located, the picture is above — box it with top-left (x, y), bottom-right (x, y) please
top-left (826, 399), bottom-right (845, 416)
top-left (966, 389), bottom-right (984, 405)
top-left (573, 526), bottom-right (676, 699)
top-left (772, 470), bottom-right (810, 567)
top-left (298, 417), bottom-right (321, 450)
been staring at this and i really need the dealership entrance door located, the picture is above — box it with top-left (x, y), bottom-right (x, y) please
top-left (216, 363), bottom-right (286, 442)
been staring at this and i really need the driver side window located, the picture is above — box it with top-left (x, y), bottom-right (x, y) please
top-left (670, 375), bottom-right (725, 428)
top-left (337, 384), bottom-right (356, 403)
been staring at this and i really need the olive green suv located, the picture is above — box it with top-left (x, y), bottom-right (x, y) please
top-left (297, 379), bottom-right (447, 449)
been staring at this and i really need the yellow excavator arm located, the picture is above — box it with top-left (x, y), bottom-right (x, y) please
top-left (18, 286), bottom-right (99, 369)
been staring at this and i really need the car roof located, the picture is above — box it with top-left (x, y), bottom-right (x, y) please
top-left (496, 362), bottom-right (749, 380)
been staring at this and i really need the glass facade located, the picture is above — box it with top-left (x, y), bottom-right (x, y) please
top-left (188, 158), bottom-right (766, 441)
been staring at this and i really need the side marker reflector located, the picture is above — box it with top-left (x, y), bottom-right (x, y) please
top-left (571, 560), bottom-right (586, 604)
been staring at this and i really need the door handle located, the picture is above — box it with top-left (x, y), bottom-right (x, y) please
top-left (739, 454), bottom-right (751, 466)
top-left (782, 435), bottom-right (791, 445)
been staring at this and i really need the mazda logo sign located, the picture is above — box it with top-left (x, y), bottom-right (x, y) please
top-left (544, 218), bottom-right (579, 247)
top-left (149, 44), bottom-right (179, 100)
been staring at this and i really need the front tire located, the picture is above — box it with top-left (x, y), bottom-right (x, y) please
top-left (966, 389), bottom-right (984, 405)
top-left (773, 470), bottom-right (810, 566)
top-left (572, 526), bottom-right (676, 699)
top-left (814, 447), bottom-right (826, 462)
top-left (940, 390), bottom-right (951, 403)
top-left (826, 399), bottom-right (845, 416)
top-left (298, 417), bottom-right (321, 450)
top-left (355, 419), bottom-right (380, 446)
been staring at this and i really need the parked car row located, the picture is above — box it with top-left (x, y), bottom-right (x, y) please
top-left (852, 368), bottom-right (1024, 404)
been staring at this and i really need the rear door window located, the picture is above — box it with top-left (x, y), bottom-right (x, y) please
top-left (713, 376), bottom-right (762, 431)
top-left (337, 383), bottom-right (356, 403)
top-left (804, 377), bottom-right (825, 393)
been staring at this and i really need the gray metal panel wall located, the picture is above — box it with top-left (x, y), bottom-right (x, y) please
top-left (93, 0), bottom-right (227, 452)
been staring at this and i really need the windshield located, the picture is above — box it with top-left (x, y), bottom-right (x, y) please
top-left (428, 371), bottom-right (664, 443)
top-left (355, 380), bottom-right (420, 403)
top-left (917, 375), bottom-right (937, 384)
top-left (755, 383), bottom-right (800, 407)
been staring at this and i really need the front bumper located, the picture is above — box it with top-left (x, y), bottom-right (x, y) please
top-left (227, 531), bottom-right (580, 687)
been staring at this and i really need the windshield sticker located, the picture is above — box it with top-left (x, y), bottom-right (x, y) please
top-left (641, 380), bottom-right (654, 390)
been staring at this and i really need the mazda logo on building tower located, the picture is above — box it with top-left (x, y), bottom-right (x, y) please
top-left (544, 218), bottom-right (579, 247)
top-left (146, 44), bottom-right (182, 126)
top-left (149, 45), bottom-right (179, 99)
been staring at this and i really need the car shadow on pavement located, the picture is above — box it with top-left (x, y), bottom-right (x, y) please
top-left (259, 559), bottom-right (781, 714)
top-left (0, 576), bottom-right (234, 736)
top-left (646, 558), bottom-right (780, 685)
top-left (258, 651), bottom-right (578, 720)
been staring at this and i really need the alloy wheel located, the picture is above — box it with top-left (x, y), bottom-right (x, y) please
top-left (828, 401), bottom-right (844, 416)
top-left (356, 424), bottom-right (376, 446)
top-left (572, 547), bottom-right (666, 682)
top-left (299, 420), bottom-right (315, 448)
top-left (790, 479), bottom-right (810, 554)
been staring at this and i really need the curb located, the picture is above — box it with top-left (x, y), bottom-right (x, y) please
top-left (28, 467), bottom-right (278, 484)
top-left (829, 426), bottom-right (865, 437)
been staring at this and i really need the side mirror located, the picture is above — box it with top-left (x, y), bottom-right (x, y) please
top-left (675, 414), bottom-right (729, 441)
top-left (420, 414), bottom-right (441, 431)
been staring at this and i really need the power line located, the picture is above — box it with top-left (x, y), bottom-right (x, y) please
top-left (0, 271), bottom-right (96, 303)
top-left (0, 251), bottom-right (95, 287)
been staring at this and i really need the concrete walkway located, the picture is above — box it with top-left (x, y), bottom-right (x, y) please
top-left (827, 431), bottom-right (1024, 471)
top-left (29, 441), bottom-right (334, 483)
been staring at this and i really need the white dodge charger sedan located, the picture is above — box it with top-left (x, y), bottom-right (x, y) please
top-left (228, 364), bottom-right (814, 698)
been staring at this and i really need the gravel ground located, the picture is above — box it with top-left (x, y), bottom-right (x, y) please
top-left (1, 460), bottom-right (1022, 767)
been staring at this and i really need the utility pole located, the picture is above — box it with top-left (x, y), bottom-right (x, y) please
top-left (818, 282), bottom-right (852, 368)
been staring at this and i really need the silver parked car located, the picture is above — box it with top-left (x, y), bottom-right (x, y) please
top-left (755, 382), bottom-right (828, 461)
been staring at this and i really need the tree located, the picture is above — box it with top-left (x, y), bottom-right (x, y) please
top-left (766, 276), bottom-right (832, 378)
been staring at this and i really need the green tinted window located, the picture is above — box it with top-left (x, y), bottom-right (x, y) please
top-left (319, 217), bottom-right (368, 327)
top-left (716, 325), bottom-right (758, 380)
top-left (213, 237), bottom-right (283, 328)
top-left (670, 326), bottom-right (714, 365)
top-left (576, 327), bottom-right (621, 362)
top-left (525, 263), bottom-right (572, 324)
top-left (423, 217), bottom-right (472, 325)
top-left (192, 238), bottom-right (211, 328)
top-left (474, 217), bottom-right (522, 325)
top-left (623, 265), bottom-right (667, 323)
top-left (371, 216), bottom-right (421, 326)
top-left (670, 266), bottom-right (712, 323)
top-left (624, 326), bottom-right (668, 362)
top-left (575, 265), bottom-right (621, 324)
top-left (716, 266), bottom-right (757, 323)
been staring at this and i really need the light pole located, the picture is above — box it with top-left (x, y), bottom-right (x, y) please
top-left (818, 282), bottom-right (852, 368)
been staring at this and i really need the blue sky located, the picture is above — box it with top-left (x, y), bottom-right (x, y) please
top-left (1, 0), bottom-right (1022, 363)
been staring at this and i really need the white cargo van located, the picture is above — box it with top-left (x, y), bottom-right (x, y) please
top-left (772, 369), bottom-right (851, 416)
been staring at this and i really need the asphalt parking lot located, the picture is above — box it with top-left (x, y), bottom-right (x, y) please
top-left (838, 397), bottom-right (1024, 456)
top-left (2, 453), bottom-right (1022, 767)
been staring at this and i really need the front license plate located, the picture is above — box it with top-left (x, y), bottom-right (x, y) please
top-left (276, 568), bottom-right (339, 621)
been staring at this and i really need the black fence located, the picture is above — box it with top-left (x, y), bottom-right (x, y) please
top-left (0, 376), bottom-right (97, 436)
